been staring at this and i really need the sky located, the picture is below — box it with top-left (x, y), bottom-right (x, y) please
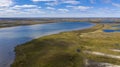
top-left (0, 0), bottom-right (120, 17)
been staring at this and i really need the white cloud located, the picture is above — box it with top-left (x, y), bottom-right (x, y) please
top-left (12, 5), bottom-right (39, 9)
top-left (46, 7), bottom-right (55, 10)
top-left (45, 1), bottom-right (58, 6)
top-left (0, 4), bottom-right (44, 17)
top-left (58, 9), bottom-right (69, 12)
top-left (90, 0), bottom-right (111, 4)
top-left (45, 0), bottom-right (80, 6)
top-left (0, 8), bottom-right (45, 17)
top-left (67, 5), bottom-right (93, 11)
top-left (112, 3), bottom-right (120, 7)
top-left (25, 8), bottom-right (45, 14)
top-left (76, 6), bottom-right (93, 11)
top-left (0, 0), bottom-right (14, 7)
top-left (63, 0), bottom-right (80, 5)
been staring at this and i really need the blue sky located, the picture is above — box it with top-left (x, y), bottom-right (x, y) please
top-left (0, 0), bottom-right (120, 17)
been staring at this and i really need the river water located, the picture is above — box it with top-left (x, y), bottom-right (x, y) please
top-left (0, 22), bottom-right (94, 67)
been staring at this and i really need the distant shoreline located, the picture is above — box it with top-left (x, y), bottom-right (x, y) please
top-left (0, 18), bottom-right (120, 28)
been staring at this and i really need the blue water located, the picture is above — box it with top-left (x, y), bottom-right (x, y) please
top-left (103, 29), bottom-right (120, 32)
top-left (0, 22), bottom-right (94, 67)
top-left (103, 24), bottom-right (120, 32)
top-left (103, 30), bottom-right (115, 32)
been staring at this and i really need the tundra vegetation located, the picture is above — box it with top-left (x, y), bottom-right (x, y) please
top-left (11, 23), bottom-right (120, 67)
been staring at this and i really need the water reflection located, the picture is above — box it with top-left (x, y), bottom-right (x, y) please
top-left (0, 22), bottom-right (94, 67)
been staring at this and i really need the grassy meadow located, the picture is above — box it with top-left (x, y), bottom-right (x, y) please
top-left (11, 23), bottom-right (120, 67)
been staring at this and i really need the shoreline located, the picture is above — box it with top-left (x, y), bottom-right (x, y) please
top-left (11, 24), bottom-right (104, 67)
top-left (0, 22), bottom-right (57, 29)
top-left (0, 22), bottom-right (95, 67)
top-left (1, 22), bottom-right (120, 67)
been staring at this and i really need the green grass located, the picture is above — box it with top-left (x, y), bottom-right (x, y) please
top-left (11, 32), bottom-right (85, 67)
top-left (11, 24), bottom-right (120, 67)
top-left (86, 54), bottom-right (120, 65)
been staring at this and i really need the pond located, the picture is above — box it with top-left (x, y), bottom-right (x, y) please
top-left (103, 24), bottom-right (120, 32)
top-left (0, 22), bottom-right (95, 67)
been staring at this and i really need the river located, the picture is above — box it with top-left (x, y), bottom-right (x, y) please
top-left (0, 22), bottom-right (94, 67)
